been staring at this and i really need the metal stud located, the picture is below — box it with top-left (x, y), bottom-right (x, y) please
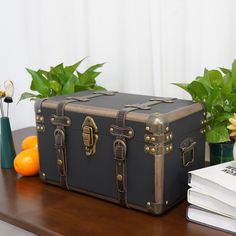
top-left (166, 146), bottom-right (169, 152)
top-left (57, 160), bottom-right (63, 166)
top-left (116, 174), bottom-right (123, 181)
top-left (166, 127), bottom-right (169, 132)
top-left (145, 146), bottom-right (150, 152)
top-left (147, 202), bottom-right (151, 206)
top-left (128, 130), bottom-right (133, 136)
top-left (169, 145), bottom-right (173, 151)
top-left (201, 120), bottom-right (204, 125)
top-left (40, 116), bottom-right (44, 122)
top-left (203, 112), bottom-right (206, 116)
top-left (145, 136), bottom-right (150, 141)
top-left (51, 117), bottom-right (55, 122)
top-left (110, 127), bottom-right (114, 133)
top-left (151, 147), bottom-right (156, 153)
top-left (151, 137), bottom-right (156, 142)
top-left (37, 109), bottom-right (41, 113)
top-left (166, 135), bottom-right (169, 141)
top-left (145, 126), bottom-right (150, 131)
top-left (169, 134), bottom-right (173, 140)
top-left (204, 120), bottom-right (207, 124)
top-left (67, 120), bottom-right (71, 125)
top-left (42, 173), bottom-right (46, 177)
top-left (200, 129), bottom-right (206, 134)
top-left (165, 201), bottom-right (169, 205)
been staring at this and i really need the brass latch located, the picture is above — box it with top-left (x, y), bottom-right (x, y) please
top-left (82, 116), bottom-right (98, 156)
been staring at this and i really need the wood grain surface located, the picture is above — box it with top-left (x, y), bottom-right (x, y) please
top-left (0, 169), bottom-right (231, 236)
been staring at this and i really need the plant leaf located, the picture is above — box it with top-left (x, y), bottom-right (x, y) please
top-left (197, 73), bottom-right (213, 91)
top-left (79, 71), bottom-right (101, 85)
top-left (20, 59), bottom-right (107, 103)
top-left (75, 85), bottom-right (90, 91)
top-left (219, 67), bottom-right (231, 75)
top-left (65, 57), bottom-right (87, 73)
top-left (62, 78), bottom-right (75, 94)
top-left (208, 69), bottom-right (223, 87)
top-left (205, 88), bottom-right (220, 112)
top-left (84, 63), bottom-right (105, 73)
top-left (231, 60), bottom-right (236, 90)
top-left (18, 92), bottom-right (39, 103)
top-left (206, 125), bottom-right (230, 143)
top-left (54, 63), bottom-right (64, 72)
top-left (215, 113), bottom-right (232, 122)
top-left (171, 83), bottom-right (190, 95)
top-left (26, 68), bottom-right (49, 96)
top-left (49, 80), bottom-right (62, 93)
top-left (50, 66), bottom-right (66, 84)
top-left (222, 73), bottom-right (233, 95)
top-left (232, 60), bottom-right (236, 79)
top-left (187, 81), bottom-right (208, 101)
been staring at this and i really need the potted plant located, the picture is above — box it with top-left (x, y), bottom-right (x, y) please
top-left (173, 60), bottom-right (236, 165)
top-left (20, 58), bottom-right (106, 101)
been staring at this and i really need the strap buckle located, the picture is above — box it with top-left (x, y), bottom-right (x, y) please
top-left (113, 139), bottom-right (127, 161)
top-left (54, 128), bottom-right (65, 148)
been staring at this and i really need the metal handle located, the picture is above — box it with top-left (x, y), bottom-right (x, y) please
top-left (180, 138), bottom-right (196, 167)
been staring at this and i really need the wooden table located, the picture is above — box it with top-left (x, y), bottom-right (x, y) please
top-left (0, 128), bottom-right (230, 236)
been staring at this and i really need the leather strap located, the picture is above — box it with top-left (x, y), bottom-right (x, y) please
top-left (54, 101), bottom-right (71, 189)
top-left (112, 97), bottom-right (176, 207)
top-left (66, 91), bottom-right (117, 102)
top-left (113, 108), bottom-right (133, 207)
top-left (125, 97), bottom-right (176, 110)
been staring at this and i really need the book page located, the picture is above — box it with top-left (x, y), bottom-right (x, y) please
top-left (189, 161), bottom-right (236, 192)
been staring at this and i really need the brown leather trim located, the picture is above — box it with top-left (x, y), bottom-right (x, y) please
top-left (42, 100), bottom-right (203, 123)
top-left (154, 154), bottom-right (164, 203)
top-left (165, 103), bottom-right (204, 122)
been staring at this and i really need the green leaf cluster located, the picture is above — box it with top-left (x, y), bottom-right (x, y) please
top-left (173, 60), bottom-right (236, 143)
top-left (20, 58), bottom-right (106, 102)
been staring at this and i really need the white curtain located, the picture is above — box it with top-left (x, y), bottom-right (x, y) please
top-left (1, 0), bottom-right (236, 130)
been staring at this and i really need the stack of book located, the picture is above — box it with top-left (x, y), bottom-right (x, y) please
top-left (187, 161), bottom-right (236, 234)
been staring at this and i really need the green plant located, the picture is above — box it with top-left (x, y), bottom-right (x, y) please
top-left (20, 58), bottom-right (106, 102)
top-left (173, 60), bottom-right (236, 143)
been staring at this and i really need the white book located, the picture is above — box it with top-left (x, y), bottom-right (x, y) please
top-left (188, 188), bottom-right (236, 219)
top-left (188, 161), bottom-right (236, 206)
top-left (187, 205), bottom-right (236, 234)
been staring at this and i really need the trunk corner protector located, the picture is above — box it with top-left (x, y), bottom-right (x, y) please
top-left (146, 201), bottom-right (167, 215)
top-left (145, 113), bottom-right (169, 134)
top-left (144, 113), bottom-right (172, 155)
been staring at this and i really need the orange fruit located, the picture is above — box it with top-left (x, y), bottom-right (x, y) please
top-left (21, 136), bottom-right (38, 150)
top-left (14, 147), bottom-right (39, 176)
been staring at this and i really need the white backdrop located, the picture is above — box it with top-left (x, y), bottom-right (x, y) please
top-left (1, 0), bottom-right (236, 130)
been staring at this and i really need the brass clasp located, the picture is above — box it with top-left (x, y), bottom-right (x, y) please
top-left (82, 116), bottom-right (98, 156)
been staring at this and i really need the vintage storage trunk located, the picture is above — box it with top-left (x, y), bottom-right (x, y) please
top-left (35, 91), bottom-right (205, 215)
